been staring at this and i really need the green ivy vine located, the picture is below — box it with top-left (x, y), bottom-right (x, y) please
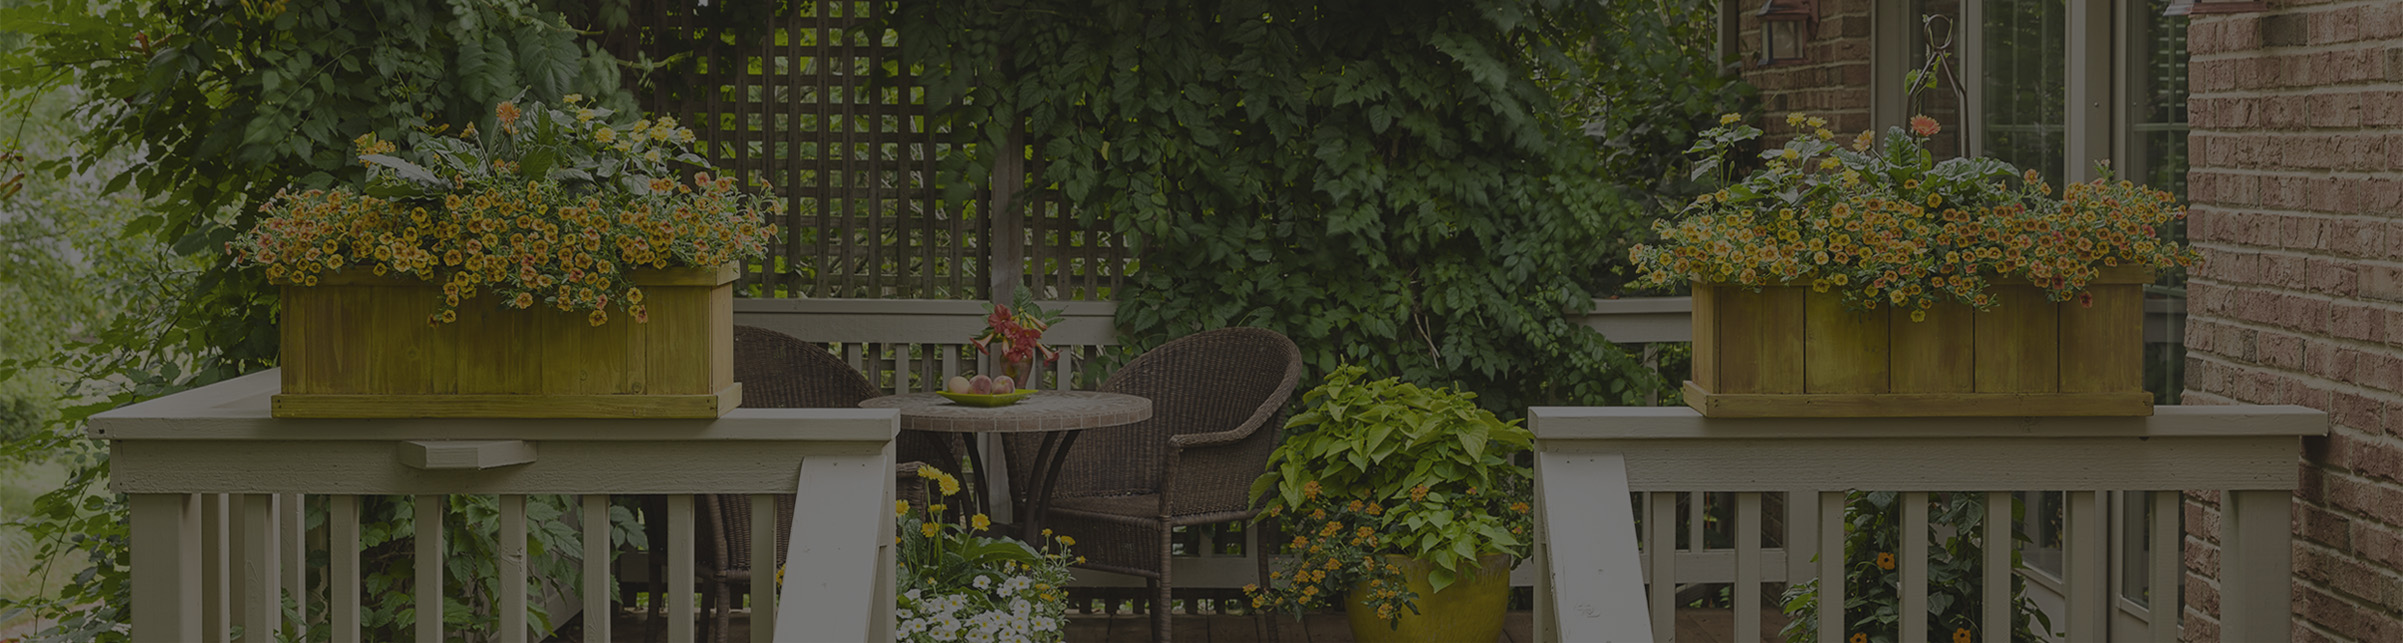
top-left (896, 0), bottom-right (1671, 411)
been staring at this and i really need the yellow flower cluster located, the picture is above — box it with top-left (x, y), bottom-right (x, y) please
top-left (1630, 113), bottom-right (2199, 314)
top-left (231, 101), bottom-right (782, 326)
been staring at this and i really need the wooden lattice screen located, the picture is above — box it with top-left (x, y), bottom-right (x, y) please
top-left (596, 0), bottom-right (1129, 302)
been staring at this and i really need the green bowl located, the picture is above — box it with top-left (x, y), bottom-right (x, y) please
top-left (937, 389), bottom-right (1036, 407)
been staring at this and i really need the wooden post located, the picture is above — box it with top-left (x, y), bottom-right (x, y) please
top-left (1531, 452), bottom-right (1651, 643)
top-left (2219, 490), bottom-right (2293, 642)
top-left (774, 453), bottom-right (892, 642)
top-left (131, 493), bottom-right (203, 643)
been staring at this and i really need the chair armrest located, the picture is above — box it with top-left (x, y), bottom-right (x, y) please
top-left (1168, 428), bottom-right (1252, 450)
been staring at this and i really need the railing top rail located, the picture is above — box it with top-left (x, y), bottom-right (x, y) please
top-left (1529, 404), bottom-right (2327, 440)
top-left (1531, 405), bottom-right (2325, 492)
top-left (88, 370), bottom-right (899, 443)
top-left (733, 297), bottom-right (1119, 346)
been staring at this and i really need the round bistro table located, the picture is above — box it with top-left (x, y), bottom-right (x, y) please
top-left (860, 390), bottom-right (1151, 539)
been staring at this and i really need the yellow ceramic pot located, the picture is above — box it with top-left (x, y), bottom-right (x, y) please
top-left (1343, 553), bottom-right (1514, 643)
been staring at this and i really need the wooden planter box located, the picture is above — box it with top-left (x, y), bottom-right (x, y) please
top-left (273, 264), bottom-right (740, 418)
top-left (1685, 265), bottom-right (2153, 418)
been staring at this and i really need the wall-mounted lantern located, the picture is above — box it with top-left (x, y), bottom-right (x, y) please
top-left (1757, 0), bottom-right (1818, 65)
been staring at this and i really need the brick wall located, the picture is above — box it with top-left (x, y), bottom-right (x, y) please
top-left (2182, 1), bottom-right (2403, 640)
top-left (1737, 0), bottom-right (1877, 139)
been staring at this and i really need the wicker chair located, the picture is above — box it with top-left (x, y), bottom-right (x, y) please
top-left (1002, 327), bottom-right (1302, 641)
top-left (649, 325), bottom-right (949, 642)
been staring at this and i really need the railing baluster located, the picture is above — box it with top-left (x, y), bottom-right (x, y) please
top-left (499, 494), bottom-right (527, 643)
top-left (1982, 492), bottom-right (2009, 643)
top-left (1900, 491), bottom-right (1928, 643)
top-left (582, 495), bottom-right (613, 643)
top-left (2148, 490), bottom-right (2181, 642)
top-left (239, 494), bottom-right (281, 643)
top-left (2067, 490), bottom-right (2105, 641)
top-left (331, 495), bottom-right (361, 643)
top-left (1734, 491), bottom-right (1761, 643)
top-left (1686, 490), bottom-right (1706, 555)
top-left (1648, 491), bottom-right (1675, 642)
top-left (669, 494), bottom-right (697, 643)
top-left (202, 493), bottom-right (228, 643)
top-left (131, 493), bottom-right (203, 642)
top-left (940, 344), bottom-right (959, 388)
top-left (1817, 491), bottom-right (1843, 643)
top-left (1786, 489), bottom-right (1819, 590)
top-left (752, 494), bottom-right (779, 643)
top-left (279, 493), bottom-right (305, 635)
top-left (414, 494), bottom-right (443, 643)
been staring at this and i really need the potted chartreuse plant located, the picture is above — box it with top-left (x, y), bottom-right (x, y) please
top-left (1245, 365), bottom-right (1535, 642)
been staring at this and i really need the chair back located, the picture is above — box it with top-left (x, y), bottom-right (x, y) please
top-left (705, 326), bottom-right (940, 575)
top-left (1016, 327), bottom-right (1302, 513)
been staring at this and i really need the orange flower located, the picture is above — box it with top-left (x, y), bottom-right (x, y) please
top-left (1875, 552), bottom-right (1896, 570)
top-left (1909, 115), bottom-right (1941, 137)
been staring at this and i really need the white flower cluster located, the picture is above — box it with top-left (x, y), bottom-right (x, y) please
top-left (895, 576), bottom-right (1066, 643)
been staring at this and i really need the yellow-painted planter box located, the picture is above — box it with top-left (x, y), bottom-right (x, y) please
top-left (1685, 265), bottom-right (2153, 418)
top-left (272, 264), bottom-right (740, 419)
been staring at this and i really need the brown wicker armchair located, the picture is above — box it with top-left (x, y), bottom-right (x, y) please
top-left (646, 325), bottom-right (947, 642)
top-left (1002, 327), bottom-right (1302, 641)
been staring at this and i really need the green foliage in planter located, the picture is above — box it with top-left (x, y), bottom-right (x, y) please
top-left (893, 0), bottom-right (1664, 413)
top-left (1248, 366), bottom-right (1535, 622)
top-left (1778, 492), bottom-right (2054, 643)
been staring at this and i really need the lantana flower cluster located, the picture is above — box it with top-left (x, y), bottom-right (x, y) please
top-left (229, 97), bottom-right (782, 326)
top-left (1629, 112), bottom-right (2198, 318)
top-left (1243, 481), bottom-right (1534, 625)
top-left (896, 466), bottom-right (1075, 643)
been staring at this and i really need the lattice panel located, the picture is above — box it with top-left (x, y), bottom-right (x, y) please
top-left (598, 1), bottom-right (1135, 303)
top-left (605, 0), bottom-right (982, 300)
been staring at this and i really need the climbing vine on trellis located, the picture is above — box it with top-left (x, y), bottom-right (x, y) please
top-left (896, 0), bottom-right (1665, 412)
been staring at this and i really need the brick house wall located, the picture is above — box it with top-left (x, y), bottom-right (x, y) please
top-left (2181, 1), bottom-right (2403, 641)
top-left (1736, 0), bottom-right (1878, 140)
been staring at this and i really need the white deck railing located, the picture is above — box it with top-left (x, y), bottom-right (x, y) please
top-left (1529, 405), bottom-right (2327, 643)
top-left (95, 370), bottom-right (899, 643)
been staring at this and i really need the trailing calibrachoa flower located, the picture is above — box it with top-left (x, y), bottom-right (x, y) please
top-left (1629, 113), bottom-right (2198, 317)
top-left (229, 96), bottom-right (782, 326)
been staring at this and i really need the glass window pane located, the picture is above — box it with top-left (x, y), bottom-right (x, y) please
top-left (1982, 0), bottom-right (2067, 184)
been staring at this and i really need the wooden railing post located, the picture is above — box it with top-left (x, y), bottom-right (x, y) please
top-left (1530, 451), bottom-right (1651, 643)
top-left (774, 451), bottom-right (896, 642)
top-left (131, 493), bottom-right (203, 643)
top-left (2219, 489), bottom-right (2294, 642)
